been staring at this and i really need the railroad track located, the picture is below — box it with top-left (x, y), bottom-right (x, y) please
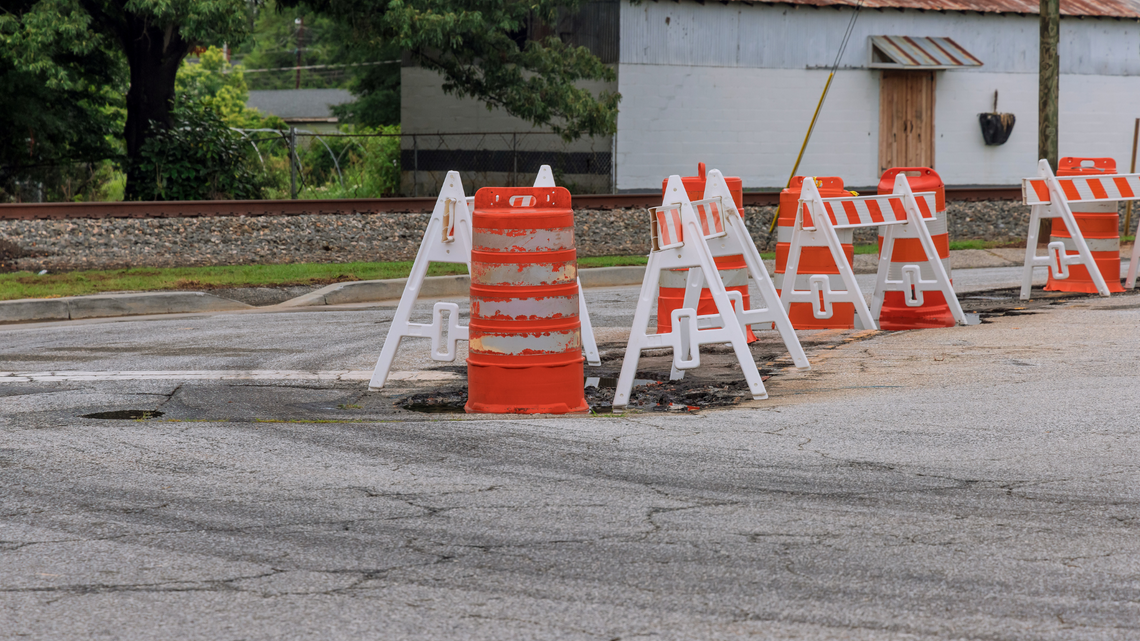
top-left (0, 187), bottom-right (1021, 221)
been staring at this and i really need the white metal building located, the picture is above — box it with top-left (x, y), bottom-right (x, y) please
top-left (401, 0), bottom-right (1140, 190)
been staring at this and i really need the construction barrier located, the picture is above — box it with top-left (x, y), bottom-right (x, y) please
top-left (776, 176), bottom-right (857, 328)
top-left (1019, 159), bottom-right (1131, 299)
top-left (782, 175), bottom-right (967, 330)
top-left (369, 167), bottom-right (599, 391)
top-left (1044, 157), bottom-right (1125, 294)
top-left (466, 185), bottom-right (588, 414)
top-left (612, 170), bottom-right (809, 410)
top-left (657, 163), bottom-right (757, 342)
top-left (876, 167), bottom-right (956, 329)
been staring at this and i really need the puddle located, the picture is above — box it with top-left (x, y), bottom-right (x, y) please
top-left (81, 409), bottom-right (164, 420)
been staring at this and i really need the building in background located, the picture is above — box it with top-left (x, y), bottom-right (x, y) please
top-left (247, 88), bottom-right (353, 135)
top-left (402, 0), bottom-right (1140, 192)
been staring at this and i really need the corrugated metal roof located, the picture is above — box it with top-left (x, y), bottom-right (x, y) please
top-left (869, 35), bottom-right (983, 68)
top-left (748, 1), bottom-right (1140, 19)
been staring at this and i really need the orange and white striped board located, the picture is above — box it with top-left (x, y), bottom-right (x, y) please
top-left (370, 167), bottom-right (600, 392)
top-left (1018, 160), bottom-right (1116, 300)
top-left (782, 176), bottom-right (966, 331)
top-left (612, 170), bottom-right (809, 410)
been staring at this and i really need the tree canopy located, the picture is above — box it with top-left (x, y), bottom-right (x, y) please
top-left (280, 0), bottom-right (620, 140)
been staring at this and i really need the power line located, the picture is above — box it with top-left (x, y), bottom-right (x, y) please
top-left (238, 60), bottom-right (399, 74)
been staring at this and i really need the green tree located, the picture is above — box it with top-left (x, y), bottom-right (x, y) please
top-left (0, 0), bottom-right (126, 201)
top-left (176, 45), bottom-right (284, 128)
top-left (51, 0), bottom-right (252, 199)
top-left (280, 0), bottom-right (619, 140)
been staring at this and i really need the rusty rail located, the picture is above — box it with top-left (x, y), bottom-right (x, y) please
top-left (0, 187), bottom-right (1021, 221)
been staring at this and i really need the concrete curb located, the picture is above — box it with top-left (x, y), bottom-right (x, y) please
top-left (0, 249), bottom-right (1057, 323)
top-left (278, 266), bottom-right (652, 308)
top-left (0, 292), bottom-right (251, 324)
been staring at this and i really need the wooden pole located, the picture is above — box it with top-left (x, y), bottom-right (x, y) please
top-left (1037, 0), bottom-right (1060, 248)
top-left (1126, 118), bottom-right (1139, 235)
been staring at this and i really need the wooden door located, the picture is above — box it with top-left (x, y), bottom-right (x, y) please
top-left (879, 70), bottom-right (935, 174)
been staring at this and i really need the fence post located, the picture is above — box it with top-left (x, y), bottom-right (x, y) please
top-left (412, 134), bottom-right (419, 197)
top-left (512, 132), bottom-right (518, 187)
top-left (289, 127), bottom-right (297, 200)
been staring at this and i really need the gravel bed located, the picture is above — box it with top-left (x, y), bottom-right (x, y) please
top-left (2, 199), bottom-right (1129, 273)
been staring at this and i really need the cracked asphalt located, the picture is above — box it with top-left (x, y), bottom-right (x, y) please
top-left (2, 277), bottom-right (1140, 639)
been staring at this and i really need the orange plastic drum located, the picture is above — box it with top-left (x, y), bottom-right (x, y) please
top-left (1046, 157), bottom-right (1125, 293)
top-left (466, 186), bottom-right (588, 414)
top-left (775, 176), bottom-right (856, 329)
top-left (876, 167), bottom-right (955, 329)
top-left (657, 162), bottom-right (756, 342)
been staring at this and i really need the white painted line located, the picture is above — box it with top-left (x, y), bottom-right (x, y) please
top-left (0, 370), bottom-right (462, 382)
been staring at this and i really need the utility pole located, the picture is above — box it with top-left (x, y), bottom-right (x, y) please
top-left (294, 16), bottom-right (304, 90)
top-left (1038, 0), bottom-right (1060, 248)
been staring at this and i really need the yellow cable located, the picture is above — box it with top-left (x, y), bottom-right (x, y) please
top-left (769, 72), bottom-right (835, 234)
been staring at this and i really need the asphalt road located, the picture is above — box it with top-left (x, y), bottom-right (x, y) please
top-left (2, 265), bottom-right (1139, 639)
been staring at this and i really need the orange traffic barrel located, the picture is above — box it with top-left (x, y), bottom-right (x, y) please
top-left (775, 176), bottom-right (856, 329)
top-left (876, 167), bottom-right (955, 329)
top-left (466, 186), bottom-right (588, 414)
top-left (657, 162), bottom-right (756, 342)
top-left (1045, 157), bottom-right (1125, 293)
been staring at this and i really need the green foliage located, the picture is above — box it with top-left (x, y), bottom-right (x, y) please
top-left (283, 0), bottom-right (619, 140)
top-left (290, 125), bottom-right (401, 198)
top-left (236, 2), bottom-right (349, 89)
top-left (0, 0), bottom-right (127, 201)
top-left (177, 46), bottom-right (286, 129)
top-left (131, 100), bottom-right (268, 200)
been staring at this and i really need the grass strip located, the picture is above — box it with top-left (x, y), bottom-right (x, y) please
top-left (5, 237), bottom-right (1133, 301)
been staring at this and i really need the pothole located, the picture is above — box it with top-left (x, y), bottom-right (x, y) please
top-left (81, 409), bottom-right (164, 420)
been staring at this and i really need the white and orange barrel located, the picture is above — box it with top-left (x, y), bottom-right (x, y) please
top-left (1046, 157), bottom-right (1125, 293)
top-left (876, 167), bottom-right (955, 329)
top-left (657, 163), bottom-right (756, 342)
top-left (775, 176), bottom-right (856, 328)
top-left (466, 186), bottom-right (588, 414)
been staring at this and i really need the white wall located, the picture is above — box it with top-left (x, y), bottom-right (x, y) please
top-left (620, 1), bottom-right (1140, 76)
top-left (615, 1), bottom-right (1140, 189)
top-left (614, 66), bottom-right (880, 190)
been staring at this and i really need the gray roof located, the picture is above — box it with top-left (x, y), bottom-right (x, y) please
top-left (246, 89), bottom-right (353, 120)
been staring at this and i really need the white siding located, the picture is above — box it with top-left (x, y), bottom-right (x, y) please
top-left (614, 66), bottom-right (881, 189)
top-left (615, 64), bottom-right (1140, 190)
top-left (620, 1), bottom-right (1140, 76)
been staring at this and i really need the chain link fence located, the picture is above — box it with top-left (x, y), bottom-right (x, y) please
top-left (401, 132), bottom-right (613, 196)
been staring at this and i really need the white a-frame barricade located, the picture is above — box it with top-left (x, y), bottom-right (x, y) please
top-left (532, 166), bottom-right (601, 368)
top-left (1021, 159), bottom-right (1120, 299)
top-left (369, 171), bottom-right (473, 390)
top-left (369, 167), bottom-right (600, 391)
top-left (612, 171), bottom-right (809, 410)
top-left (783, 176), bottom-right (967, 330)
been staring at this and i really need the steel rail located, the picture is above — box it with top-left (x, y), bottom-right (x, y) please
top-left (0, 187), bottom-right (1022, 221)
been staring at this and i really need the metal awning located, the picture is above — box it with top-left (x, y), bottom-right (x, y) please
top-left (869, 36), bottom-right (983, 69)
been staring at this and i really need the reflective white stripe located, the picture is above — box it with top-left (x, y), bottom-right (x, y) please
top-left (659, 268), bottom-right (749, 288)
top-left (885, 257), bottom-right (953, 281)
top-left (1055, 237), bottom-right (1120, 253)
top-left (473, 228), bottom-right (575, 252)
top-left (878, 214), bottom-right (947, 237)
top-left (472, 262), bottom-right (577, 286)
top-left (778, 226), bottom-right (854, 244)
top-left (774, 273), bottom-right (846, 290)
top-left (472, 295), bottom-right (578, 319)
top-left (1069, 201), bottom-right (1116, 214)
top-left (470, 330), bottom-right (581, 355)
